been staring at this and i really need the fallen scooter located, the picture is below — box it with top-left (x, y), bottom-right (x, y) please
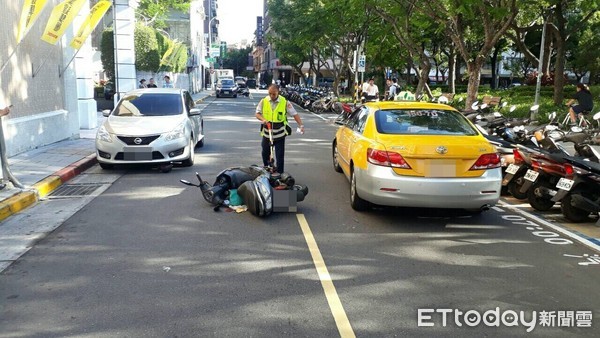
top-left (180, 165), bottom-right (308, 217)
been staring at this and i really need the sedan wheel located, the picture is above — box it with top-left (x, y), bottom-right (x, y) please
top-left (181, 138), bottom-right (195, 167)
top-left (350, 168), bottom-right (370, 211)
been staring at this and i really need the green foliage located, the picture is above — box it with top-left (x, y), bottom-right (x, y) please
top-left (134, 23), bottom-right (161, 72)
top-left (101, 24), bottom-right (188, 78)
top-left (100, 28), bottom-right (114, 80)
top-left (158, 40), bottom-right (188, 73)
top-left (137, 0), bottom-right (192, 28)
top-left (222, 47), bottom-right (253, 76)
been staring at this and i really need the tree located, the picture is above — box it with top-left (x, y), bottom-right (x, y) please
top-left (222, 47), bottom-right (253, 76)
top-left (370, 1), bottom-right (444, 99)
top-left (414, 0), bottom-right (519, 108)
top-left (100, 28), bottom-right (115, 80)
top-left (134, 23), bottom-right (161, 72)
top-left (137, 0), bottom-right (192, 28)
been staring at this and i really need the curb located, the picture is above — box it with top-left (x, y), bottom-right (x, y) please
top-left (0, 154), bottom-right (97, 222)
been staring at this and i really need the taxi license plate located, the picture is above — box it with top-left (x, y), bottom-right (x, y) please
top-left (556, 178), bottom-right (574, 191)
top-left (523, 169), bottom-right (539, 182)
top-left (505, 164), bottom-right (520, 175)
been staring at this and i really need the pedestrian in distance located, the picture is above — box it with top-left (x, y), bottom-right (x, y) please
top-left (566, 83), bottom-right (594, 124)
top-left (255, 84), bottom-right (305, 174)
top-left (388, 78), bottom-right (398, 101)
top-left (163, 75), bottom-right (174, 88)
top-left (147, 78), bottom-right (158, 88)
top-left (139, 79), bottom-right (147, 88)
top-left (364, 77), bottom-right (379, 102)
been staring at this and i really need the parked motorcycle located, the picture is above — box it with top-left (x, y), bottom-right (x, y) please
top-left (516, 131), bottom-right (597, 211)
top-left (551, 154), bottom-right (600, 223)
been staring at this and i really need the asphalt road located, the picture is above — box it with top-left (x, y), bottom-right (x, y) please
top-left (1, 93), bottom-right (599, 337)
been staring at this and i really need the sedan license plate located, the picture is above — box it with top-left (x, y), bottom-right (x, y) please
top-left (224, 90), bottom-right (230, 94)
top-left (556, 178), bottom-right (574, 191)
top-left (123, 146), bottom-right (152, 161)
top-left (505, 164), bottom-right (520, 175)
top-left (523, 169), bottom-right (539, 182)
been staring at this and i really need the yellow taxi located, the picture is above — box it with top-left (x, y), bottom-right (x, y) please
top-left (332, 101), bottom-right (502, 211)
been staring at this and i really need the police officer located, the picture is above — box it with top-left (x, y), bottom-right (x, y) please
top-left (255, 84), bottom-right (304, 173)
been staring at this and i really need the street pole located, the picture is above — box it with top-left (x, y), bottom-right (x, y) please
top-left (533, 8), bottom-right (551, 121)
top-left (208, 16), bottom-right (217, 90)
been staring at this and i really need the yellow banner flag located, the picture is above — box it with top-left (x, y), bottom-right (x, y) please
top-left (17, 0), bottom-right (50, 44)
top-left (41, 0), bottom-right (86, 45)
top-left (69, 0), bottom-right (112, 49)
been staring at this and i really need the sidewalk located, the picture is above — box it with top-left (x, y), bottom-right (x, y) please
top-left (0, 90), bottom-right (212, 222)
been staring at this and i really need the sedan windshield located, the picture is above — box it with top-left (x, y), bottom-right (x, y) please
top-left (221, 79), bottom-right (234, 86)
top-left (113, 93), bottom-right (183, 117)
top-left (375, 109), bottom-right (478, 136)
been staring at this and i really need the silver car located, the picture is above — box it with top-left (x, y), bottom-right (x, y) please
top-left (96, 88), bottom-right (204, 169)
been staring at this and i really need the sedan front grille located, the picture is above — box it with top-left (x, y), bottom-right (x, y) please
top-left (117, 135), bottom-right (160, 145)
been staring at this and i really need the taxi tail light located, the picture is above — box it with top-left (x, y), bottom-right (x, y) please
top-left (470, 153), bottom-right (501, 170)
top-left (367, 148), bottom-right (411, 169)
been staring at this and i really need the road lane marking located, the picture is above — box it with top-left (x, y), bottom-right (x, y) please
top-left (497, 202), bottom-right (600, 252)
top-left (296, 214), bottom-right (356, 338)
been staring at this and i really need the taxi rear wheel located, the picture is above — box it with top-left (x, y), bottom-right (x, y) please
top-left (350, 167), bottom-right (370, 211)
top-left (332, 141), bottom-right (342, 173)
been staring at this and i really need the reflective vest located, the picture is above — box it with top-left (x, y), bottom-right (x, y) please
top-left (261, 96), bottom-right (290, 139)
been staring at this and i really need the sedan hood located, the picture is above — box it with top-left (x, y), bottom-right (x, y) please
top-left (104, 115), bottom-right (185, 136)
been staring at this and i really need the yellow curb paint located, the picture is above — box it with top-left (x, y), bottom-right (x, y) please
top-left (0, 203), bottom-right (13, 221)
top-left (4, 191), bottom-right (38, 215)
top-left (33, 176), bottom-right (62, 198)
top-left (296, 214), bottom-right (355, 338)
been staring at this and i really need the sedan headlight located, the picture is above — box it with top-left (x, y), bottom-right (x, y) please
top-left (96, 125), bottom-right (113, 143)
top-left (163, 122), bottom-right (186, 141)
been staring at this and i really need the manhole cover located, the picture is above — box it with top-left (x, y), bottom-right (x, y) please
top-left (48, 183), bottom-right (104, 198)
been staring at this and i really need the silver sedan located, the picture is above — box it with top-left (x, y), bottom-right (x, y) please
top-left (95, 88), bottom-right (204, 169)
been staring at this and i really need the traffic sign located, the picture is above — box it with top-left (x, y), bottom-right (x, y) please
top-left (358, 55), bottom-right (366, 72)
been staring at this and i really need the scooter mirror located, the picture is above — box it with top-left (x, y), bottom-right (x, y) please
top-left (501, 102), bottom-right (507, 108)
top-left (476, 114), bottom-right (482, 120)
top-left (509, 105), bottom-right (517, 112)
top-left (548, 111), bottom-right (557, 120)
top-left (493, 112), bottom-right (502, 118)
top-left (180, 179), bottom-right (195, 186)
top-left (530, 104), bottom-right (540, 111)
top-left (480, 103), bottom-right (488, 109)
top-left (593, 112), bottom-right (600, 120)
top-left (437, 96), bottom-right (449, 104)
top-left (471, 101), bottom-right (479, 110)
top-left (570, 126), bottom-right (583, 133)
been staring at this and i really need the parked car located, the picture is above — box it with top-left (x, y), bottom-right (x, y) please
top-left (95, 88), bottom-right (204, 170)
top-left (235, 76), bottom-right (247, 88)
top-left (246, 79), bottom-right (257, 89)
top-left (332, 101), bottom-right (502, 212)
top-left (216, 79), bottom-right (238, 98)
